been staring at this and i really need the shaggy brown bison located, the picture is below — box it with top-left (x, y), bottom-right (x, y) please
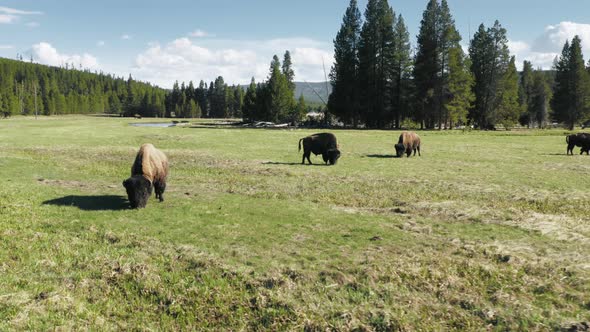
top-left (566, 133), bottom-right (590, 155)
top-left (123, 143), bottom-right (169, 208)
top-left (395, 131), bottom-right (421, 157)
top-left (299, 133), bottom-right (341, 165)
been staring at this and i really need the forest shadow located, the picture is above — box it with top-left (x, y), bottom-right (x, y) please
top-left (365, 154), bottom-right (399, 159)
top-left (43, 195), bottom-right (129, 211)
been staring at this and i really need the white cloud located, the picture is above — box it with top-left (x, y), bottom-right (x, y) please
top-left (121, 34), bottom-right (132, 40)
top-left (25, 21), bottom-right (39, 28)
top-left (0, 6), bottom-right (43, 15)
top-left (509, 21), bottom-right (590, 70)
top-left (32, 42), bottom-right (99, 69)
top-left (97, 40), bottom-right (105, 47)
top-left (0, 6), bottom-right (42, 24)
top-left (189, 29), bottom-right (210, 38)
top-left (131, 36), bottom-right (334, 88)
top-left (0, 45), bottom-right (13, 49)
top-left (0, 14), bottom-right (17, 24)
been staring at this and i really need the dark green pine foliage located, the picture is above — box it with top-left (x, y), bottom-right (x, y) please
top-left (413, 0), bottom-right (440, 128)
top-left (329, 0), bottom-right (362, 127)
top-left (391, 14), bottom-right (412, 128)
top-left (282, 51), bottom-right (295, 91)
top-left (242, 78), bottom-right (257, 121)
top-left (437, 0), bottom-right (462, 129)
top-left (210, 76), bottom-right (228, 118)
top-left (551, 36), bottom-right (590, 130)
top-left (413, 0), bottom-right (461, 129)
top-left (358, 0), bottom-right (395, 128)
top-left (266, 55), bottom-right (293, 123)
top-left (530, 70), bottom-right (552, 128)
top-left (496, 56), bottom-right (521, 130)
top-left (196, 80), bottom-right (208, 117)
top-left (469, 21), bottom-right (510, 129)
top-left (0, 57), bottom-right (166, 117)
top-left (518, 60), bottom-right (535, 126)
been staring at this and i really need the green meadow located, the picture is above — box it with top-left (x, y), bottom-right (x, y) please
top-left (1, 116), bottom-right (589, 330)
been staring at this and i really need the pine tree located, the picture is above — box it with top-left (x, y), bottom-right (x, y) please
top-left (551, 36), bottom-right (590, 130)
top-left (518, 61), bottom-right (534, 126)
top-left (242, 78), bottom-right (257, 121)
top-left (282, 51), bottom-right (295, 91)
top-left (445, 47), bottom-right (474, 127)
top-left (413, 0), bottom-right (439, 128)
top-left (391, 14), bottom-right (412, 128)
top-left (496, 56), bottom-right (520, 130)
top-left (294, 94), bottom-right (307, 124)
top-left (196, 80), bottom-right (208, 118)
top-left (329, 0), bottom-right (362, 127)
top-left (530, 70), bottom-right (552, 128)
top-left (210, 76), bottom-right (227, 118)
top-left (267, 55), bottom-right (293, 122)
top-left (469, 21), bottom-right (510, 129)
top-left (358, 0), bottom-right (395, 128)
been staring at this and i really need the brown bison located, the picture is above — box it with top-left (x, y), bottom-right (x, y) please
top-left (566, 133), bottom-right (590, 155)
top-left (395, 131), bottom-right (421, 157)
top-left (123, 143), bottom-right (169, 208)
top-left (299, 133), bottom-right (341, 165)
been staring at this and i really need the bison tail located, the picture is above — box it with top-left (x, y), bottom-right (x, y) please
top-left (298, 138), bottom-right (303, 152)
top-left (566, 135), bottom-right (570, 144)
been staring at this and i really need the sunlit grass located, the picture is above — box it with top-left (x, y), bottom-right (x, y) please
top-left (0, 115), bottom-right (589, 330)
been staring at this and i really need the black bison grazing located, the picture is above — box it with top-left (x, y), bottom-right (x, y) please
top-left (299, 133), bottom-right (341, 165)
top-left (395, 131), bottom-right (421, 158)
top-left (123, 143), bottom-right (169, 208)
top-left (566, 133), bottom-right (590, 155)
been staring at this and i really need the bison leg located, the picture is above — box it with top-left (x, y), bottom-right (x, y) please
top-left (155, 181), bottom-right (166, 202)
top-left (417, 145), bottom-right (421, 156)
top-left (302, 151), bottom-right (312, 165)
top-left (306, 152), bottom-right (313, 164)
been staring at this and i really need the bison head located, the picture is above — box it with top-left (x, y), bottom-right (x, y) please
top-left (327, 148), bottom-right (341, 165)
top-left (394, 143), bottom-right (405, 157)
top-left (123, 176), bottom-right (153, 209)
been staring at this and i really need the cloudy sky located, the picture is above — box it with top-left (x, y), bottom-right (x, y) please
top-left (1, 0), bottom-right (589, 88)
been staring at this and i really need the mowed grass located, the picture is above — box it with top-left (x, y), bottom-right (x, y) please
top-left (1, 116), bottom-right (589, 330)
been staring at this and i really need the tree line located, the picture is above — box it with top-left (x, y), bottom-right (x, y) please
top-left (329, 0), bottom-right (590, 129)
top-left (0, 53), bottom-right (308, 122)
top-left (0, 57), bottom-right (167, 117)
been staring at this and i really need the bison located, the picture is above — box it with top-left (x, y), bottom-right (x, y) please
top-left (395, 131), bottom-right (421, 158)
top-left (299, 133), bottom-right (341, 165)
top-left (566, 133), bottom-right (590, 155)
top-left (123, 143), bottom-right (169, 208)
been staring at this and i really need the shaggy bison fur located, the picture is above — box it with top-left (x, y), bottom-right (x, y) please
top-left (566, 133), bottom-right (590, 155)
top-left (123, 143), bottom-right (169, 208)
top-left (299, 133), bottom-right (341, 165)
top-left (395, 131), bottom-right (421, 157)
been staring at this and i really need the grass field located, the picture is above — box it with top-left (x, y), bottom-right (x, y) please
top-left (1, 116), bottom-right (589, 331)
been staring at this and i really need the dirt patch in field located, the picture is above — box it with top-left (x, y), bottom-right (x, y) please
top-left (37, 178), bottom-right (89, 188)
top-left (512, 212), bottom-right (590, 243)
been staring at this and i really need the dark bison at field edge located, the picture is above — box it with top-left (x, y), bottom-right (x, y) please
top-left (123, 143), bottom-right (169, 208)
top-left (395, 131), bottom-right (421, 158)
top-left (566, 133), bottom-right (590, 155)
top-left (299, 133), bottom-right (341, 165)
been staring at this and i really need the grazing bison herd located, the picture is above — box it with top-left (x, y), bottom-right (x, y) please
top-left (124, 130), bottom-right (587, 209)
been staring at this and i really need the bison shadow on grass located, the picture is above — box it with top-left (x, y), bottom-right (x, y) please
top-left (262, 161), bottom-right (331, 166)
top-left (365, 154), bottom-right (397, 159)
top-left (42, 195), bottom-right (129, 211)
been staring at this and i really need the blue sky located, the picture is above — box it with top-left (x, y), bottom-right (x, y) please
top-left (1, 0), bottom-right (590, 88)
